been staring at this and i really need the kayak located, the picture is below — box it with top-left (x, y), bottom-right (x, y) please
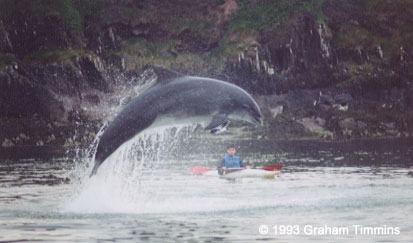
top-left (190, 164), bottom-right (282, 179)
top-left (203, 168), bottom-right (279, 179)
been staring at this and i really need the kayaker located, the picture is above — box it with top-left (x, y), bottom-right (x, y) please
top-left (218, 144), bottom-right (249, 175)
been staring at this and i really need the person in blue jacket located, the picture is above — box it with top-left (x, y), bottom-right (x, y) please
top-left (218, 144), bottom-right (249, 175)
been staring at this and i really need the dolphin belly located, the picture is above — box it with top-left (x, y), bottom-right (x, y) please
top-left (149, 114), bottom-right (213, 129)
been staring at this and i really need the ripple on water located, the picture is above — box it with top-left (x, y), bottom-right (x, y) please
top-left (0, 138), bottom-right (412, 242)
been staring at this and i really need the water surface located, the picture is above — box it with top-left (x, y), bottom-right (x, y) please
top-left (0, 138), bottom-right (412, 242)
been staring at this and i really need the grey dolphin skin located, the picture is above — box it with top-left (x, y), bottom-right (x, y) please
top-left (90, 66), bottom-right (262, 176)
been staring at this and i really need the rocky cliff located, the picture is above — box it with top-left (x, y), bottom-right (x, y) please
top-left (1, 0), bottom-right (413, 147)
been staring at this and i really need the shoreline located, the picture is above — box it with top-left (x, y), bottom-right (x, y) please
top-left (1, 137), bottom-right (412, 162)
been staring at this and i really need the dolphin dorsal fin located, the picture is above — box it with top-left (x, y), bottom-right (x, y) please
top-left (147, 65), bottom-right (185, 83)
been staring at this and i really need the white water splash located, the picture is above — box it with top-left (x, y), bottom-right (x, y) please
top-left (83, 67), bottom-right (158, 121)
top-left (62, 125), bottom-right (205, 214)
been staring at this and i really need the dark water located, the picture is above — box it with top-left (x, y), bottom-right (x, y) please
top-left (0, 138), bottom-right (412, 242)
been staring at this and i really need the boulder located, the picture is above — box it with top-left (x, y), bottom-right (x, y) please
top-left (270, 105), bottom-right (283, 118)
top-left (297, 117), bottom-right (333, 138)
top-left (339, 118), bottom-right (357, 130)
top-left (2, 138), bottom-right (14, 147)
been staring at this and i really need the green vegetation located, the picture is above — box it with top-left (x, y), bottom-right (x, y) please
top-left (73, 0), bottom-right (106, 19)
top-left (215, 0), bottom-right (225, 5)
top-left (0, 0), bottom-right (107, 66)
top-left (121, 7), bottom-right (155, 24)
top-left (0, 54), bottom-right (17, 70)
top-left (168, 18), bottom-right (216, 40)
top-left (122, 7), bottom-right (139, 19)
top-left (28, 0), bottom-right (82, 32)
top-left (120, 37), bottom-right (225, 75)
top-left (211, 33), bottom-right (250, 60)
top-left (21, 49), bottom-right (88, 67)
top-left (333, 61), bottom-right (400, 94)
top-left (333, 0), bottom-right (413, 63)
top-left (335, 24), bottom-right (393, 63)
top-left (302, 0), bottom-right (326, 24)
top-left (228, 0), bottom-right (325, 34)
top-left (216, 0), bottom-right (326, 61)
top-left (0, 0), bottom-right (106, 33)
top-left (122, 37), bottom-right (182, 71)
top-left (123, 38), bottom-right (177, 57)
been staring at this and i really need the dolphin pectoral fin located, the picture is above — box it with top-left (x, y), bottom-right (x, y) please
top-left (210, 121), bottom-right (229, 134)
top-left (205, 115), bottom-right (230, 134)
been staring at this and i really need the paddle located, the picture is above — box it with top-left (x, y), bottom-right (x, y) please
top-left (190, 166), bottom-right (212, 174)
top-left (190, 164), bottom-right (282, 175)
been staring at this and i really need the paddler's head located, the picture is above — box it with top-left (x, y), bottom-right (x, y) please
top-left (226, 144), bottom-right (236, 156)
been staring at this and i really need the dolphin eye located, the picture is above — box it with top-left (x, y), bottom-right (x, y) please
top-left (242, 104), bottom-right (249, 109)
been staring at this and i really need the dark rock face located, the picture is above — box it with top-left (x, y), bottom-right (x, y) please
top-left (0, 14), bottom-right (78, 58)
top-left (226, 13), bottom-right (335, 95)
top-left (0, 0), bottom-right (412, 146)
top-left (0, 65), bottom-right (65, 118)
top-left (78, 57), bottom-right (107, 92)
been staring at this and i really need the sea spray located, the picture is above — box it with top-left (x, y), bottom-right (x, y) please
top-left (62, 124), bottom-right (203, 213)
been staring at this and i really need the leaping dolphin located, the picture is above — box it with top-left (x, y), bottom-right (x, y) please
top-left (90, 66), bottom-right (262, 176)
